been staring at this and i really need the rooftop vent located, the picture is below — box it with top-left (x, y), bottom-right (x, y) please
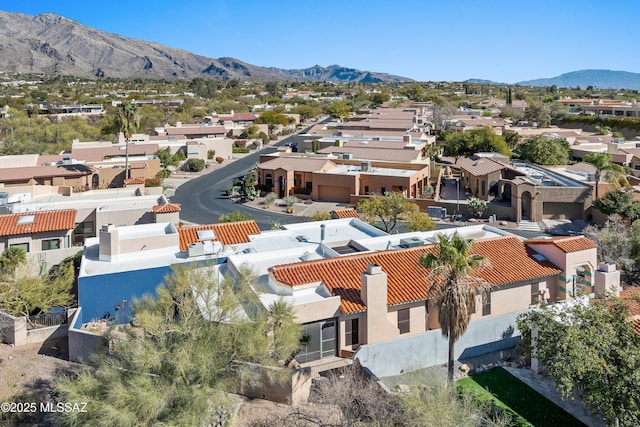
top-left (299, 252), bottom-right (314, 261)
top-left (296, 235), bottom-right (310, 242)
top-left (399, 237), bottom-right (426, 248)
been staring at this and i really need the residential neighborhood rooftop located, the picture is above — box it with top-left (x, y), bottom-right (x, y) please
top-left (0, 209), bottom-right (76, 236)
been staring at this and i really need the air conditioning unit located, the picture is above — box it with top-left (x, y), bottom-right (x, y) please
top-left (342, 153), bottom-right (353, 160)
top-left (400, 237), bottom-right (426, 248)
top-left (361, 161), bottom-right (372, 172)
top-left (188, 242), bottom-right (204, 257)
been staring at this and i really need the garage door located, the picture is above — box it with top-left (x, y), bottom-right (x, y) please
top-left (543, 202), bottom-right (583, 220)
top-left (317, 185), bottom-right (351, 203)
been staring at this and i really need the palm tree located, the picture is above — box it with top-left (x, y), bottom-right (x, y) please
top-left (265, 299), bottom-right (301, 362)
top-left (420, 232), bottom-right (488, 383)
top-left (0, 246), bottom-right (27, 279)
top-left (114, 101), bottom-right (139, 181)
top-left (583, 152), bottom-right (628, 200)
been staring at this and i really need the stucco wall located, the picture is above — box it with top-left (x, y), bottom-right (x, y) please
top-left (229, 363), bottom-right (312, 405)
top-left (68, 307), bottom-right (108, 363)
top-left (0, 308), bottom-right (76, 346)
top-left (0, 230), bottom-right (73, 253)
top-left (292, 296), bottom-right (341, 325)
top-left (355, 310), bottom-right (526, 377)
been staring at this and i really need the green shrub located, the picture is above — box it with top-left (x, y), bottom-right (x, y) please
top-left (293, 187), bottom-right (312, 195)
top-left (232, 147), bottom-right (250, 154)
top-left (219, 211), bottom-right (254, 222)
top-left (145, 178), bottom-right (161, 187)
top-left (264, 192), bottom-right (277, 206)
top-left (207, 150), bottom-right (215, 160)
top-left (156, 169), bottom-right (171, 179)
top-left (186, 158), bottom-right (205, 172)
top-left (312, 210), bottom-right (331, 221)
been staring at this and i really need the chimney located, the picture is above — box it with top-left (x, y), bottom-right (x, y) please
top-left (360, 264), bottom-right (393, 344)
top-left (320, 224), bottom-right (325, 242)
top-left (99, 224), bottom-right (118, 262)
top-left (594, 262), bottom-right (621, 298)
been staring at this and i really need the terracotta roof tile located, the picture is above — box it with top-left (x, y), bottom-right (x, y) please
top-left (456, 156), bottom-right (506, 176)
top-left (152, 203), bottom-right (181, 213)
top-left (633, 319), bottom-right (640, 335)
top-left (526, 236), bottom-right (597, 253)
top-left (269, 236), bottom-right (561, 314)
top-left (178, 220), bottom-right (260, 251)
top-left (621, 287), bottom-right (640, 317)
top-left (0, 209), bottom-right (77, 237)
top-left (124, 177), bottom-right (145, 185)
top-left (331, 208), bottom-right (359, 219)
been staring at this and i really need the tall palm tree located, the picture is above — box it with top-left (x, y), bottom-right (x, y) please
top-left (114, 101), bottom-right (139, 181)
top-left (420, 232), bottom-right (488, 383)
top-left (583, 152), bottom-right (628, 200)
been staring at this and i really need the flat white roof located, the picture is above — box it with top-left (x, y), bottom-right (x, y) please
top-left (325, 164), bottom-right (416, 177)
top-left (116, 222), bottom-right (176, 240)
top-left (15, 188), bottom-right (164, 213)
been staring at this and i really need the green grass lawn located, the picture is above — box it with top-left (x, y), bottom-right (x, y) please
top-left (457, 367), bottom-right (586, 427)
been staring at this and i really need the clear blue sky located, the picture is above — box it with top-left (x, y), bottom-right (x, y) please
top-left (2, 0), bottom-right (639, 83)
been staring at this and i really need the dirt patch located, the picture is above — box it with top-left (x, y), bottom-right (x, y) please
top-left (234, 396), bottom-right (341, 427)
top-left (0, 339), bottom-right (78, 426)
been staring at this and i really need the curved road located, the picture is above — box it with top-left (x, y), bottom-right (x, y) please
top-left (171, 133), bottom-right (308, 229)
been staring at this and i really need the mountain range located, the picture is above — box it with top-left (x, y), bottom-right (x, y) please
top-left (466, 70), bottom-right (640, 90)
top-left (516, 70), bottom-right (640, 90)
top-left (0, 10), bottom-right (412, 83)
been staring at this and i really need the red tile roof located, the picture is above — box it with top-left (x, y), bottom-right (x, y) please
top-left (633, 319), bottom-right (640, 335)
top-left (178, 221), bottom-right (260, 251)
top-left (0, 209), bottom-right (77, 237)
top-left (124, 177), bottom-right (145, 185)
top-left (620, 287), bottom-right (640, 317)
top-left (331, 208), bottom-right (359, 219)
top-left (269, 236), bottom-right (561, 314)
top-left (526, 236), bottom-right (597, 253)
top-left (152, 203), bottom-right (181, 213)
top-left (456, 156), bottom-right (506, 176)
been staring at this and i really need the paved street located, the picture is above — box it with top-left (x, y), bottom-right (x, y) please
top-left (171, 131), bottom-right (309, 229)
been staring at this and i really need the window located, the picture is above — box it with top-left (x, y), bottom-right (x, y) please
top-left (482, 292), bottom-right (492, 316)
top-left (398, 309), bottom-right (410, 334)
top-left (345, 318), bottom-right (359, 346)
top-left (74, 221), bottom-right (95, 235)
top-left (381, 187), bottom-right (386, 194)
top-left (531, 283), bottom-right (540, 305)
top-left (481, 180), bottom-right (486, 196)
top-left (364, 186), bottom-right (369, 194)
top-left (42, 239), bottom-right (60, 251)
top-left (10, 243), bottom-right (29, 253)
top-left (306, 181), bottom-right (312, 190)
